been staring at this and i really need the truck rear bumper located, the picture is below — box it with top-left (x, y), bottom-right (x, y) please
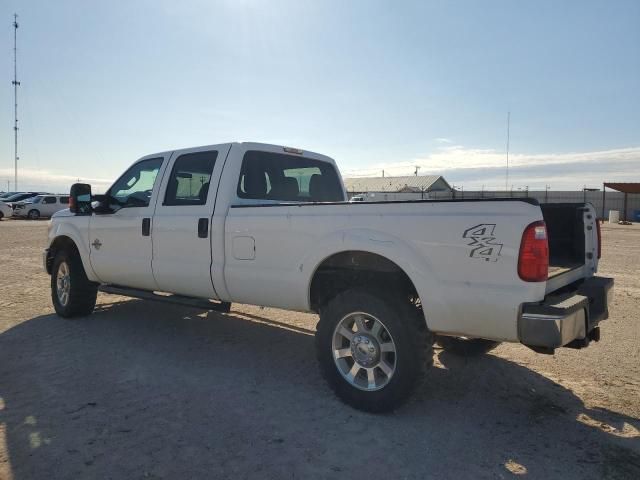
top-left (518, 276), bottom-right (614, 349)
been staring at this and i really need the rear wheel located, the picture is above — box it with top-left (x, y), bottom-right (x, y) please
top-left (315, 289), bottom-right (432, 413)
top-left (51, 249), bottom-right (98, 318)
top-left (28, 209), bottom-right (40, 220)
top-left (0, 211), bottom-right (3, 220)
top-left (436, 336), bottom-right (500, 356)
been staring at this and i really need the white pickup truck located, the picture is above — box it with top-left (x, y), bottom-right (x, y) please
top-left (44, 142), bottom-right (613, 412)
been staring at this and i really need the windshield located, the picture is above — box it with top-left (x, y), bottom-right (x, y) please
top-left (3, 194), bottom-right (27, 201)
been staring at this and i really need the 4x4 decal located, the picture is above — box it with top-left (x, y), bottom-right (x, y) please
top-left (463, 224), bottom-right (503, 262)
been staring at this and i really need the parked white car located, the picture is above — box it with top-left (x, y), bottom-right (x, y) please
top-left (44, 142), bottom-right (613, 412)
top-left (0, 201), bottom-right (12, 220)
top-left (14, 194), bottom-right (70, 219)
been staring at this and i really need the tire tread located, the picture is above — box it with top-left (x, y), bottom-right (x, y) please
top-left (315, 288), bottom-right (433, 413)
top-left (51, 249), bottom-right (98, 318)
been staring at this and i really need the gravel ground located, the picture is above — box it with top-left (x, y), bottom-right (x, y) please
top-left (0, 219), bottom-right (638, 479)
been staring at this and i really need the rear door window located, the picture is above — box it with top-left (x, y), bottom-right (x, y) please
top-left (237, 151), bottom-right (344, 202)
top-left (163, 151), bottom-right (218, 206)
top-left (59, 196), bottom-right (69, 204)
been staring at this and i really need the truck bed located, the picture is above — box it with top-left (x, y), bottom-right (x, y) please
top-left (548, 262), bottom-right (583, 278)
top-left (540, 202), bottom-right (597, 292)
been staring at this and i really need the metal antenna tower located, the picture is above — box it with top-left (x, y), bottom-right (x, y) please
top-left (12, 14), bottom-right (20, 191)
top-left (505, 111), bottom-right (510, 192)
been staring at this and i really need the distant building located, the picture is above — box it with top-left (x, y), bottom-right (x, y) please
top-left (343, 175), bottom-right (453, 201)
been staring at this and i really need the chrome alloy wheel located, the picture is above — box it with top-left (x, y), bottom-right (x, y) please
top-left (56, 261), bottom-right (71, 306)
top-left (332, 312), bottom-right (397, 391)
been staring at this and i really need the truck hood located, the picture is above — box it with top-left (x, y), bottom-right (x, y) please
top-left (52, 208), bottom-right (73, 218)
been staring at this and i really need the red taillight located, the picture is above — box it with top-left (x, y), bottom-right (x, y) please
top-left (596, 219), bottom-right (602, 259)
top-left (518, 221), bottom-right (549, 282)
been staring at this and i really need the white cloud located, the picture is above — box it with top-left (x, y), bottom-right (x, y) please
top-left (342, 145), bottom-right (640, 189)
top-left (0, 167), bottom-right (113, 193)
top-left (3, 145), bottom-right (639, 193)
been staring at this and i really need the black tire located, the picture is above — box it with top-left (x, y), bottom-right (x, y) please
top-left (28, 209), bottom-right (40, 220)
top-left (0, 211), bottom-right (3, 220)
top-left (435, 336), bottom-right (500, 356)
top-left (51, 249), bottom-right (98, 318)
top-left (315, 289), bottom-right (432, 413)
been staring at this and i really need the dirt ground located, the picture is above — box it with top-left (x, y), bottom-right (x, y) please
top-left (0, 219), bottom-right (638, 479)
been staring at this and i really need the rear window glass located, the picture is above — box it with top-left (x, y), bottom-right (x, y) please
top-left (164, 151), bottom-right (218, 206)
top-left (237, 151), bottom-right (344, 202)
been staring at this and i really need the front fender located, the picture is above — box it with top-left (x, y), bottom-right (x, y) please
top-left (48, 216), bottom-right (98, 282)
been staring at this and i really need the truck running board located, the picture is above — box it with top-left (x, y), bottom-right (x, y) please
top-left (98, 285), bottom-right (232, 313)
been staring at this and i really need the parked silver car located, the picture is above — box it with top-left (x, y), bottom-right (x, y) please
top-left (13, 195), bottom-right (70, 219)
top-left (0, 201), bottom-right (12, 220)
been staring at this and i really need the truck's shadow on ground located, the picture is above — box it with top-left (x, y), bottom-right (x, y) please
top-left (1, 299), bottom-right (638, 479)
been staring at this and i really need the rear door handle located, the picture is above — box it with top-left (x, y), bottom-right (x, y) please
top-left (198, 218), bottom-right (209, 238)
top-left (142, 218), bottom-right (151, 236)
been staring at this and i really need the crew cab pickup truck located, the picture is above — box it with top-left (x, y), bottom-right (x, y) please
top-left (44, 142), bottom-right (613, 412)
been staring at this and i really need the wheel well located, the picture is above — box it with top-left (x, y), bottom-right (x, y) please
top-left (309, 251), bottom-right (421, 312)
top-left (46, 236), bottom-right (79, 274)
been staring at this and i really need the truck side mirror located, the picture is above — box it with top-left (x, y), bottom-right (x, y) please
top-left (70, 183), bottom-right (93, 215)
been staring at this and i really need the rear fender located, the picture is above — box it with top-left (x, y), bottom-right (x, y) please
top-left (302, 228), bottom-right (440, 330)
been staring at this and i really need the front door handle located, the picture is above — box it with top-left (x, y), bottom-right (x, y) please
top-left (142, 218), bottom-right (151, 236)
top-left (198, 218), bottom-right (209, 238)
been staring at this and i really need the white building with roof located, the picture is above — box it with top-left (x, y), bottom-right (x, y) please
top-left (343, 175), bottom-right (453, 201)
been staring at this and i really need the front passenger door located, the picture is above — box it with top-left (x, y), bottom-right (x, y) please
top-left (89, 156), bottom-right (166, 290)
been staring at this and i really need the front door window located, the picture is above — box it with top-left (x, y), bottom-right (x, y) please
top-left (108, 158), bottom-right (163, 210)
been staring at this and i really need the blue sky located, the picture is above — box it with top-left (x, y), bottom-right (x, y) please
top-left (1, 0), bottom-right (638, 192)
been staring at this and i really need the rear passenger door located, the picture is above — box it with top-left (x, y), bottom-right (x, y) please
top-left (41, 196), bottom-right (58, 216)
top-left (59, 196), bottom-right (70, 212)
top-left (151, 145), bottom-right (231, 298)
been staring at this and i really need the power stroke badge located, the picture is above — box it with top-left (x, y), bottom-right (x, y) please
top-left (463, 224), bottom-right (503, 262)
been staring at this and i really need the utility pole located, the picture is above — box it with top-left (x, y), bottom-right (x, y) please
top-left (12, 14), bottom-right (20, 191)
top-left (505, 111), bottom-right (510, 192)
top-left (414, 166), bottom-right (420, 177)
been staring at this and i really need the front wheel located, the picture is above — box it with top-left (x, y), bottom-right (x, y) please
top-left (315, 289), bottom-right (432, 413)
top-left (51, 250), bottom-right (98, 318)
top-left (28, 209), bottom-right (40, 220)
